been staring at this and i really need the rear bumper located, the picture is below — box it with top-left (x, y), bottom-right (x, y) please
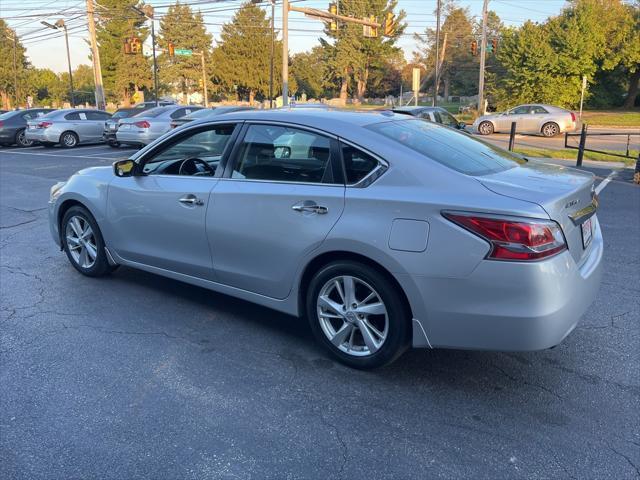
top-left (0, 128), bottom-right (17, 143)
top-left (103, 131), bottom-right (118, 142)
top-left (407, 216), bottom-right (603, 350)
top-left (25, 129), bottom-right (59, 143)
top-left (116, 129), bottom-right (154, 145)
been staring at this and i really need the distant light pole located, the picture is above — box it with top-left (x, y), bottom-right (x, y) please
top-left (41, 20), bottom-right (75, 107)
top-left (433, 0), bottom-right (441, 107)
top-left (270, 0), bottom-right (275, 108)
top-left (133, 5), bottom-right (159, 106)
top-left (6, 31), bottom-right (18, 108)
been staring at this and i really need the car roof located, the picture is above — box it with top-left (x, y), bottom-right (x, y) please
top-left (392, 106), bottom-right (447, 113)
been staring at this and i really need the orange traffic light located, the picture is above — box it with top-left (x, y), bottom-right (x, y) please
top-left (383, 12), bottom-right (395, 36)
top-left (471, 40), bottom-right (478, 56)
top-left (491, 38), bottom-right (498, 53)
top-left (329, 3), bottom-right (337, 31)
top-left (168, 42), bottom-right (175, 57)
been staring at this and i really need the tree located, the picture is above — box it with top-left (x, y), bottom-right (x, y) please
top-left (211, 2), bottom-right (281, 103)
top-left (321, 0), bottom-right (405, 102)
top-left (95, 0), bottom-right (153, 104)
top-left (291, 47), bottom-right (330, 99)
top-left (25, 68), bottom-right (65, 107)
top-left (0, 19), bottom-right (29, 109)
top-left (158, 2), bottom-right (212, 99)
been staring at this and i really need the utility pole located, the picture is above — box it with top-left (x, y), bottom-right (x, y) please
top-left (86, 0), bottom-right (106, 109)
top-left (132, 5), bottom-right (159, 106)
top-left (477, 0), bottom-right (489, 115)
top-left (282, 0), bottom-right (289, 107)
top-left (270, 0), bottom-right (275, 108)
top-left (200, 52), bottom-right (208, 108)
top-left (42, 20), bottom-right (75, 107)
top-left (433, 0), bottom-right (441, 107)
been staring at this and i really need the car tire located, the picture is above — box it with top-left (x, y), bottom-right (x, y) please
top-left (42, 142), bottom-right (55, 148)
top-left (15, 128), bottom-right (33, 147)
top-left (541, 122), bottom-right (560, 137)
top-left (306, 261), bottom-right (410, 369)
top-left (478, 121), bottom-right (494, 135)
top-left (108, 141), bottom-right (120, 148)
top-left (61, 206), bottom-right (116, 277)
top-left (60, 131), bottom-right (79, 148)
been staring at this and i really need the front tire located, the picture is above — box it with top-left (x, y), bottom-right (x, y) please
top-left (61, 206), bottom-right (114, 277)
top-left (15, 129), bottom-right (33, 147)
top-left (60, 131), bottom-right (79, 148)
top-left (107, 140), bottom-right (120, 148)
top-left (541, 122), bottom-right (560, 137)
top-left (306, 261), bottom-right (410, 369)
top-left (478, 121), bottom-right (494, 135)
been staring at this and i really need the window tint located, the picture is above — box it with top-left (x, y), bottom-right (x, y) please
top-left (142, 124), bottom-right (236, 175)
top-left (65, 112), bottom-right (81, 120)
top-left (184, 109), bottom-right (214, 120)
top-left (112, 110), bottom-right (132, 119)
top-left (531, 106), bottom-right (549, 114)
top-left (86, 111), bottom-right (111, 120)
top-left (510, 106), bottom-right (530, 115)
top-left (419, 111), bottom-right (432, 120)
top-left (134, 107), bottom-right (165, 118)
top-left (232, 124), bottom-right (335, 184)
top-left (367, 119), bottom-right (524, 176)
top-left (170, 108), bottom-right (190, 119)
top-left (342, 145), bottom-right (379, 184)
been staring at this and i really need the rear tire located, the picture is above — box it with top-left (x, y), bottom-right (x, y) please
top-left (306, 261), bottom-right (410, 369)
top-left (60, 131), bottom-right (79, 148)
top-left (541, 122), bottom-right (560, 137)
top-left (15, 129), bottom-right (33, 147)
top-left (107, 141), bottom-right (120, 148)
top-left (61, 206), bottom-right (115, 277)
top-left (478, 121), bottom-right (494, 135)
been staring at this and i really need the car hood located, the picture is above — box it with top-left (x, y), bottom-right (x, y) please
top-left (75, 165), bottom-right (114, 178)
top-left (478, 160), bottom-right (596, 263)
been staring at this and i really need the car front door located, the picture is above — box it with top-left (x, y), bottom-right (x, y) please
top-left (105, 123), bottom-right (240, 280)
top-left (207, 122), bottom-right (345, 299)
top-left (499, 105), bottom-right (530, 132)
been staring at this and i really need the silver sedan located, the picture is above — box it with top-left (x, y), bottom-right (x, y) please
top-left (116, 105), bottom-right (203, 146)
top-left (48, 110), bottom-right (602, 368)
top-left (25, 108), bottom-right (112, 148)
top-left (473, 104), bottom-right (577, 137)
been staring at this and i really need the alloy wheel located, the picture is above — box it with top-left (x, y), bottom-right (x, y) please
top-left (62, 133), bottom-right (77, 147)
top-left (478, 121), bottom-right (493, 135)
top-left (316, 275), bottom-right (389, 357)
top-left (65, 215), bottom-right (98, 269)
top-left (17, 130), bottom-right (33, 147)
top-left (542, 123), bottom-right (559, 137)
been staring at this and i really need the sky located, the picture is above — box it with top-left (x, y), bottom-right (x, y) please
top-left (1, 0), bottom-right (568, 73)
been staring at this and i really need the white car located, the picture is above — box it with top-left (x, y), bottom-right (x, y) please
top-left (473, 104), bottom-right (577, 137)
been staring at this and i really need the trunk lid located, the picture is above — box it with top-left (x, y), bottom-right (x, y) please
top-left (478, 161), bottom-right (597, 263)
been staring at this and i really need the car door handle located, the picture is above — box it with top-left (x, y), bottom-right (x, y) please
top-left (292, 202), bottom-right (328, 214)
top-left (179, 194), bottom-right (204, 206)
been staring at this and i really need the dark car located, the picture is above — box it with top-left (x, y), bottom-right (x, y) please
top-left (0, 108), bottom-right (55, 147)
top-left (103, 101), bottom-right (176, 147)
top-left (169, 106), bottom-right (254, 129)
top-left (391, 106), bottom-right (466, 130)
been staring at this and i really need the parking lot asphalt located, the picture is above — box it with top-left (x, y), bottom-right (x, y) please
top-left (1, 144), bottom-right (639, 479)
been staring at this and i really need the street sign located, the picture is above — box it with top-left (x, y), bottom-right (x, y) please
top-left (174, 49), bottom-right (193, 56)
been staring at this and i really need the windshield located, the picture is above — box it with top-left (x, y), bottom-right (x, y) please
top-left (133, 107), bottom-right (166, 118)
top-left (0, 111), bottom-right (18, 120)
top-left (112, 110), bottom-right (132, 119)
top-left (183, 109), bottom-right (215, 120)
top-left (367, 119), bottom-right (524, 176)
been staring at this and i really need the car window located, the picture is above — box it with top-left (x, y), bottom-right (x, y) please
top-left (135, 107), bottom-right (165, 118)
top-left (65, 112), bottom-right (81, 120)
top-left (86, 111), bottom-right (110, 120)
top-left (341, 144), bottom-right (379, 184)
top-left (531, 106), bottom-right (549, 114)
top-left (510, 106), bottom-right (530, 115)
top-left (438, 111), bottom-right (459, 128)
top-left (142, 124), bottom-right (237, 176)
top-left (22, 111), bottom-right (45, 120)
top-left (170, 108), bottom-right (189, 119)
top-left (367, 119), bottom-right (525, 176)
top-left (232, 124), bottom-right (336, 184)
top-left (112, 110), bottom-right (131, 119)
top-left (419, 111), bottom-right (432, 120)
top-left (183, 109), bottom-right (214, 120)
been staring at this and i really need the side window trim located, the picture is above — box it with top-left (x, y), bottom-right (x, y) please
top-left (134, 121), bottom-right (243, 178)
top-left (337, 138), bottom-right (388, 188)
top-left (222, 121), bottom-right (343, 186)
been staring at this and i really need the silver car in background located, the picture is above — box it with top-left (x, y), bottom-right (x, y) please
top-left (25, 109), bottom-right (112, 148)
top-left (473, 104), bottom-right (577, 137)
top-left (116, 105), bottom-right (203, 146)
top-left (48, 110), bottom-right (602, 369)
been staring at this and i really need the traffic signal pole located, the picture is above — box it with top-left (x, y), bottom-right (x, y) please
top-left (86, 0), bottom-right (106, 109)
top-left (150, 16), bottom-right (159, 107)
top-left (433, 0), bottom-right (441, 107)
top-left (282, 0), bottom-right (289, 107)
top-left (200, 52), bottom-right (208, 108)
top-left (477, 0), bottom-right (489, 115)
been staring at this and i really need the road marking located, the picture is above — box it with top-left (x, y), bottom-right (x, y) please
top-left (0, 150), bottom-right (122, 160)
top-left (595, 170), bottom-right (618, 195)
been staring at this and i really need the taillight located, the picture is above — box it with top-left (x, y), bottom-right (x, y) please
top-left (443, 212), bottom-right (567, 261)
top-left (570, 111), bottom-right (576, 123)
top-left (0, 121), bottom-right (4, 128)
top-left (170, 122), bottom-right (177, 129)
top-left (38, 121), bottom-right (52, 129)
top-left (134, 120), bottom-right (150, 128)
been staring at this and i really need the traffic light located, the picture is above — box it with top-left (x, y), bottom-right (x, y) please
top-left (168, 42), bottom-right (175, 57)
top-left (471, 40), bottom-right (478, 56)
top-left (383, 12), bottom-right (395, 36)
top-left (198, 78), bottom-right (203, 88)
top-left (329, 3), bottom-right (337, 31)
top-left (123, 39), bottom-right (131, 55)
top-left (491, 38), bottom-right (498, 53)
top-left (363, 15), bottom-right (378, 38)
top-left (123, 37), bottom-right (141, 55)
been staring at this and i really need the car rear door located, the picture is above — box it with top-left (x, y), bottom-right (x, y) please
top-left (207, 122), bottom-right (345, 299)
top-left (86, 111), bottom-right (111, 140)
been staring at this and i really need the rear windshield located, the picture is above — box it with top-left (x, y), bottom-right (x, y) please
top-left (183, 109), bottom-right (214, 120)
top-left (112, 110), bottom-right (133, 119)
top-left (0, 111), bottom-right (18, 120)
top-left (367, 119), bottom-right (524, 176)
top-left (134, 107), bottom-right (166, 118)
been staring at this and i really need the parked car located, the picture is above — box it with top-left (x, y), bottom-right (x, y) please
top-left (0, 108), bottom-right (55, 147)
top-left (48, 110), bottom-right (602, 369)
top-left (25, 109), bottom-right (112, 148)
top-left (103, 109), bottom-right (141, 147)
top-left (288, 102), bottom-right (332, 109)
top-left (116, 105), bottom-right (203, 146)
top-left (391, 106), bottom-right (466, 130)
top-left (473, 104), bottom-right (577, 137)
top-left (170, 106), bottom-right (254, 129)
top-left (131, 100), bottom-right (176, 110)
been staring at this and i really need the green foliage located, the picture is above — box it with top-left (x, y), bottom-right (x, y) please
top-left (96, 0), bottom-right (152, 103)
top-left (158, 2), bottom-right (212, 97)
top-left (211, 2), bottom-right (281, 102)
top-left (0, 19), bottom-right (29, 108)
top-left (291, 47), bottom-right (332, 99)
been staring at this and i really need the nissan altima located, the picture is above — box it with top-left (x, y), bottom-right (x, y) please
top-left (48, 110), bottom-right (602, 368)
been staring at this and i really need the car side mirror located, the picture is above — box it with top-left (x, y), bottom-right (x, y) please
top-left (114, 159), bottom-right (137, 177)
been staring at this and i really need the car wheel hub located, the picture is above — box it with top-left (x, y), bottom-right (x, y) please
top-left (317, 275), bottom-right (388, 357)
top-left (65, 215), bottom-right (97, 269)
